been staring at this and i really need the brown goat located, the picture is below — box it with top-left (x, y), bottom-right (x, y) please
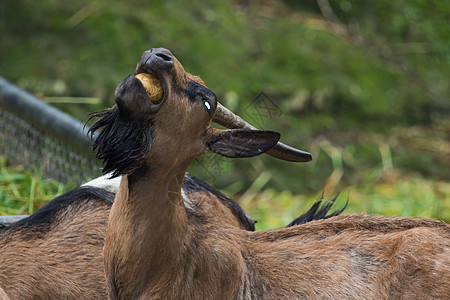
top-left (0, 174), bottom-right (259, 299)
top-left (91, 48), bottom-right (450, 299)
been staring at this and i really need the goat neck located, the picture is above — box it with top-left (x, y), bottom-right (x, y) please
top-left (105, 165), bottom-right (189, 299)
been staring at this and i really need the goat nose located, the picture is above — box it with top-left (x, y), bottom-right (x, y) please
top-left (152, 48), bottom-right (173, 63)
top-left (136, 48), bottom-right (173, 74)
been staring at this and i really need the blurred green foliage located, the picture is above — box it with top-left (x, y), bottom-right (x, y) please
top-left (0, 0), bottom-right (449, 222)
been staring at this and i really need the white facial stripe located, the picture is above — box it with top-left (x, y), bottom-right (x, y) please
top-left (204, 101), bottom-right (211, 111)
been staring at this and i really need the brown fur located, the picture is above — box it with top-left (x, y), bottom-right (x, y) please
top-left (0, 193), bottom-right (109, 300)
top-left (0, 288), bottom-right (10, 300)
top-left (186, 190), bottom-right (248, 229)
top-left (99, 48), bottom-right (450, 299)
top-left (0, 177), bottom-right (254, 299)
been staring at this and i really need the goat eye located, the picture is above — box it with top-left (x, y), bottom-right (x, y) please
top-left (204, 101), bottom-right (211, 111)
top-left (193, 91), bottom-right (211, 112)
top-left (198, 94), bottom-right (211, 111)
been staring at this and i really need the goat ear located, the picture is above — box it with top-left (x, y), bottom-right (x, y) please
top-left (208, 129), bottom-right (280, 158)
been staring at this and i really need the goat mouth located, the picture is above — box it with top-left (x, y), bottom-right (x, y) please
top-left (134, 71), bottom-right (167, 105)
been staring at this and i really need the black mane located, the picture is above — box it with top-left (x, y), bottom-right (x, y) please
top-left (287, 194), bottom-right (347, 227)
top-left (88, 107), bottom-right (153, 178)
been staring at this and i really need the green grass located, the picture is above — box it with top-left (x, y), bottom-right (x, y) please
top-left (0, 158), bottom-right (65, 215)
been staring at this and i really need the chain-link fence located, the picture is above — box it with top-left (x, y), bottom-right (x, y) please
top-left (0, 77), bottom-right (101, 185)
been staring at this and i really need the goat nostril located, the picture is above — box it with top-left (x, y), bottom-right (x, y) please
top-left (137, 48), bottom-right (173, 73)
top-left (155, 53), bottom-right (172, 62)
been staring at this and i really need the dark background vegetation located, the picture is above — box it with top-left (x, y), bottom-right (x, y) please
top-left (1, 0), bottom-right (449, 228)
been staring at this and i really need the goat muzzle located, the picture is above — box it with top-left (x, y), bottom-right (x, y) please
top-left (213, 103), bottom-right (312, 162)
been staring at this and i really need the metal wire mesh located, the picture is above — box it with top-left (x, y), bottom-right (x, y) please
top-left (0, 107), bottom-right (101, 185)
top-left (0, 76), bottom-right (103, 186)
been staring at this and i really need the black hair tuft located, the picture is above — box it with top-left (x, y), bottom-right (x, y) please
top-left (88, 106), bottom-right (153, 178)
top-left (287, 193), bottom-right (347, 227)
